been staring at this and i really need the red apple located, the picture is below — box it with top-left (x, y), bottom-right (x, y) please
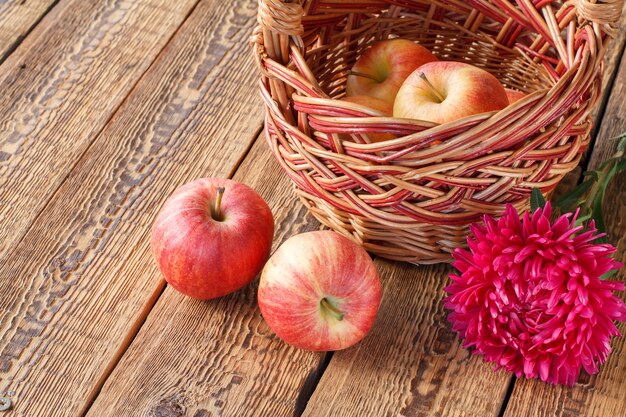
top-left (342, 95), bottom-right (395, 142)
top-left (505, 88), bottom-right (526, 104)
top-left (258, 231), bottom-right (382, 351)
top-left (346, 39), bottom-right (437, 105)
top-left (393, 61), bottom-right (509, 124)
top-left (151, 178), bottom-right (274, 300)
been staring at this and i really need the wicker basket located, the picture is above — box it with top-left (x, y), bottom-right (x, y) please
top-left (252, 0), bottom-right (622, 264)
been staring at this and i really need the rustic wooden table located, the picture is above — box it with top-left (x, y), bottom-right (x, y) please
top-left (1, 1), bottom-right (625, 416)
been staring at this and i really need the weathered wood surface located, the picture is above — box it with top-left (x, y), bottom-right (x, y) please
top-left (86, 135), bottom-right (324, 417)
top-left (503, 39), bottom-right (626, 417)
top-left (0, 1), bottom-right (624, 416)
top-left (0, 0), bottom-right (200, 262)
top-left (0, 0), bottom-right (57, 61)
top-left (589, 54), bottom-right (626, 170)
top-left (0, 0), bottom-right (265, 415)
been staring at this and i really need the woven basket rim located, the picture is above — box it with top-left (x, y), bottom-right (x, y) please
top-left (251, 0), bottom-right (620, 263)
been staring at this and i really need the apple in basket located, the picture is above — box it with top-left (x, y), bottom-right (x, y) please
top-left (505, 88), bottom-right (526, 104)
top-left (393, 61), bottom-right (509, 124)
top-left (343, 95), bottom-right (393, 116)
top-left (151, 178), bottom-right (274, 300)
top-left (346, 39), bottom-right (437, 105)
top-left (258, 231), bottom-right (382, 351)
top-left (342, 95), bottom-right (395, 142)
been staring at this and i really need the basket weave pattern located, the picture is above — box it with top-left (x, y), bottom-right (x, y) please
top-left (252, 0), bottom-right (622, 263)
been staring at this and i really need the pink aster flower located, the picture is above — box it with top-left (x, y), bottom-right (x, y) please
top-left (445, 203), bottom-right (625, 386)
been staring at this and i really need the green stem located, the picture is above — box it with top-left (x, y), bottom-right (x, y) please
top-left (211, 187), bottom-right (225, 221)
top-left (320, 298), bottom-right (344, 321)
top-left (419, 72), bottom-right (445, 103)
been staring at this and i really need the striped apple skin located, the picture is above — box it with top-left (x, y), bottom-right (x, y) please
top-left (151, 178), bottom-right (274, 300)
top-left (394, 61), bottom-right (509, 124)
top-left (258, 231), bottom-right (382, 351)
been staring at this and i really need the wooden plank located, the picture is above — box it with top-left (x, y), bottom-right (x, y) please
top-left (591, 0), bottom-right (626, 126)
top-left (300, 260), bottom-right (512, 417)
top-left (589, 56), bottom-right (626, 169)
top-left (85, 135), bottom-right (324, 416)
top-left (0, 0), bottom-right (266, 415)
top-left (0, 0), bottom-right (57, 61)
top-left (0, 0), bottom-right (200, 261)
top-left (502, 46), bottom-right (626, 417)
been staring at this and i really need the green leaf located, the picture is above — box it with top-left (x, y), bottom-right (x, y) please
top-left (589, 176), bottom-right (610, 243)
top-left (583, 170), bottom-right (600, 181)
top-left (616, 133), bottom-right (626, 152)
top-left (553, 179), bottom-right (594, 211)
top-left (574, 213), bottom-right (592, 227)
top-left (600, 270), bottom-right (618, 280)
top-left (530, 188), bottom-right (546, 211)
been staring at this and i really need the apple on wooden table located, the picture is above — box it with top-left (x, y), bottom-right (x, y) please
top-left (151, 178), bottom-right (274, 300)
top-left (346, 39), bottom-right (437, 105)
top-left (393, 61), bottom-right (509, 124)
top-left (258, 231), bottom-right (382, 351)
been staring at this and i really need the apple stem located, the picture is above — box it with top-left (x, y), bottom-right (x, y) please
top-left (419, 72), bottom-right (445, 103)
top-left (348, 70), bottom-right (381, 83)
top-left (211, 187), bottom-right (225, 221)
top-left (320, 297), bottom-right (344, 321)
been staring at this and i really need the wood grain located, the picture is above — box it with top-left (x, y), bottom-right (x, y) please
top-left (300, 259), bottom-right (512, 417)
top-left (85, 134), bottom-right (325, 417)
top-left (502, 37), bottom-right (626, 417)
top-left (0, 0), bottom-right (200, 262)
top-left (591, 0), bottom-right (626, 127)
top-left (0, 0), bottom-right (266, 415)
top-left (589, 54), bottom-right (626, 170)
top-left (0, 0), bottom-right (57, 61)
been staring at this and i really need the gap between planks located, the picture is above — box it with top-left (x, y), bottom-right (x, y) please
top-left (0, 0), bottom-right (60, 64)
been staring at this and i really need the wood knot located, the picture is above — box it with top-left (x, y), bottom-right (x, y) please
top-left (151, 398), bottom-right (185, 417)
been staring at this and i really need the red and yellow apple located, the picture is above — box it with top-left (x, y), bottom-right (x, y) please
top-left (393, 61), bottom-right (509, 124)
top-left (346, 39), bottom-right (437, 105)
top-left (505, 88), bottom-right (526, 104)
top-left (151, 178), bottom-right (274, 300)
top-left (342, 95), bottom-right (394, 142)
top-left (258, 231), bottom-right (382, 351)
